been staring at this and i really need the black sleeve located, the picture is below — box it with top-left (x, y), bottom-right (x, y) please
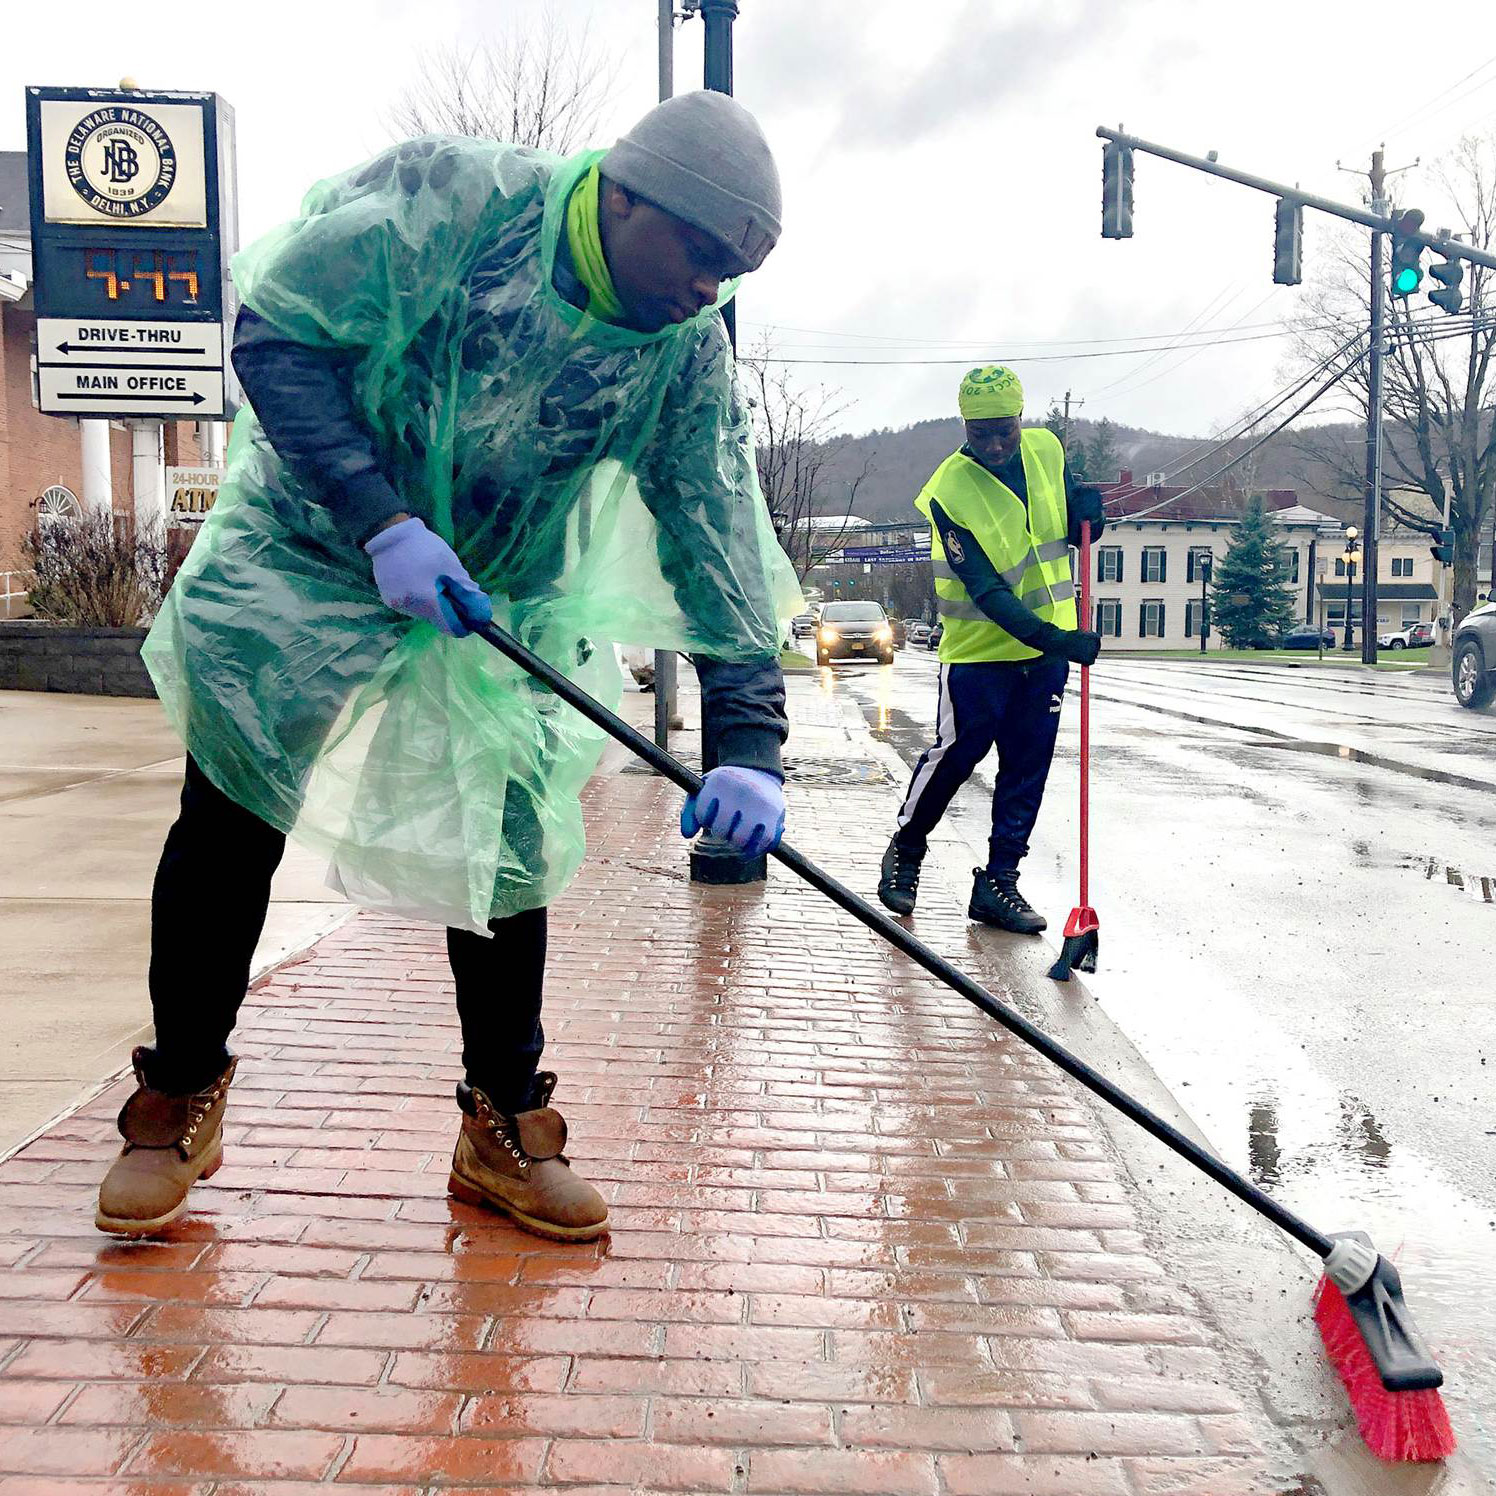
top-left (634, 319), bottom-right (789, 778)
top-left (1064, 463), bottom-right (1106, 547)
top-left (691, 655), bottom-right (788, 778)
top-left (929, 499), bottom-right (1069, 653)
top-left (230, 306), bottom-right (407, 545)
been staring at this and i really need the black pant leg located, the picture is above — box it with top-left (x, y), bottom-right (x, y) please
top-left (894, 663), bottom-right (1001, 855)
top-left (987, 658), bottom-right (1070, 873)
top-left (145, 755), bottom-right (288, 1092)
top-left (447, 905), bottom-right (548, 1113)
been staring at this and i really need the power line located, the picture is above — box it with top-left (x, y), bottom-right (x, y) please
top-left (1104, 353), bottom-right (1364, 522)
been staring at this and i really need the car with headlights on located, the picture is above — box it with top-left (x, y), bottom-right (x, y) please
top-left (816, 601), bottom-right (895, 666)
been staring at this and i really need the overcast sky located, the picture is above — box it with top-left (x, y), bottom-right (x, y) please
top-left (8, 0), bottom-right (1496, 443)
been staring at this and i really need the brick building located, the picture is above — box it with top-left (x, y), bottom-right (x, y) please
top-left (0, 150), bottom-right (216, 610)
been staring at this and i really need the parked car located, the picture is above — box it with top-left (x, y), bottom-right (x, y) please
top-left (1378, 622), bottom-right (1434, 649)
top-left (791, 611), bottom-right (818, 638)
top-left (1453, 601), bottom-right (1496, 708)
top-left (925, 621), bottom-right (944, 651)
top-left (1281, 623), bottom-right (1336, 650)
top-left (906, 621), bottom-right (932, 647)
top-left (816, 601), bottom-right (895, 665)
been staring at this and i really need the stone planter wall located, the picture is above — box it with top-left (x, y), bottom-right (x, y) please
top-left (0, 623), bottom-right (155, 697)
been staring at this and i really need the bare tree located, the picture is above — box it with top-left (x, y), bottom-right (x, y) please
top-left (387, 17), bottom-right (614, 152)
top-left (1292, 133), bottom-right (1496, 616)
top-left (740, 338), bottom-right (875, 584)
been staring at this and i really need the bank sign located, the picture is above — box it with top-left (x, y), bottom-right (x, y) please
top-left (25, 87), bottom-right (238, 419)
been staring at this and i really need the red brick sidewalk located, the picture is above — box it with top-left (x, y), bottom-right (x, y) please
top-left (0, 769), bottom-right (1290, 1493)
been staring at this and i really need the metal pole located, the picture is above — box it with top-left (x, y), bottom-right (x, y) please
top-left (658, 0), bottom-right (674, 100)
top-left (1344, 556), bottom-right (1356, 651)
top-left (700, 0), bottom-right (738, 353)
top-left (652, 0), bottom-right (678, 750)
top-left (1363, 152), bottom-right (1386, 666)
top-left (1199, 556), bottom-right (1210, 654)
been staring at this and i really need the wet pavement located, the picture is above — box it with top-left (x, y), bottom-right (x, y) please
top-left (831, 646), bottom-right (1496, 1478)
top-left (0, 699), bottom-right (1313, 1493)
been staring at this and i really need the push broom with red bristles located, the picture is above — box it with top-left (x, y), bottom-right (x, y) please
top-left (1049, 518), bottom-right (1099, 982)
top-left (450, 588), bottom-right (1458, 1463)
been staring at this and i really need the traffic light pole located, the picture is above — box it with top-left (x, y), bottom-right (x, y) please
top-left (1095, 128), bottom-right (1496, 272)
top-left (1362, 152), bottom-right (1387, 666)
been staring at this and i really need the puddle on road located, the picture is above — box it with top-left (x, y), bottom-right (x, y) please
top-left (1415, 859), bottom-right (1496, 903)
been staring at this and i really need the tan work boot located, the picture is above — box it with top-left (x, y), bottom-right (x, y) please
top-left (95, 1049), bottom-right (237, 1236)
top-left (448, 1073), bottom-right (608, 1242)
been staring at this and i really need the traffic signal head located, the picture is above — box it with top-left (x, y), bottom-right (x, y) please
top-left (1390, 208), bottom-right (1425, 296)
top-left (1429, 255), bottom-right (1464, 315)
top-left (1273, 198), bottom-right (1303, 285)
top-left (1101, 141), bottom-right (1134, 240)
top-left (1431, 526), bottom-right (1455, 565)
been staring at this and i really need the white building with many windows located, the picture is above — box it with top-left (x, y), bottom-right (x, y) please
top-left (1088, 473), bottom-right (1344, 651)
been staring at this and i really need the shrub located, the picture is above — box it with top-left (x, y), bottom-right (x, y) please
top-left (23, 510), bottom-right (169, 628)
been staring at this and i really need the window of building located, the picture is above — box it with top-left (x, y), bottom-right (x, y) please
top-left (1288, 549), bottom-right (1300, 583)
top-left (1334, 557), bottom-right (1347, 577)
top-left (1139, 600), bottom-right (1166, 638)
top-left (1142, 547), bottom-right (1167, 583)
top-left (35, 486), bottom-right (82, 526)
top-left (1185, 599), bottom-right (1205, 637)
top-left (1391, 556), bottom-right (1413, 577)
top-left (1094, 599), bottom-right (1123, 637)
top-left (1097, 547), bottom-right (1123, 583)
top-left (1186, 547), bottom-right (1213, 584)
top-left (1328, 604), bottom-right (1347, 626)
top-left (1402, 604), bottom-right (1422, 625)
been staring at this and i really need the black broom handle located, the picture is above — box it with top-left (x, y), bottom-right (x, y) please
top-left (469, 617), bottom-right (1334, 1260)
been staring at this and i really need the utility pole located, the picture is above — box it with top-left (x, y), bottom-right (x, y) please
top-left (1362, 149), bottom-right (1387, 667)
top-left (1059, 389), bottom-right (1084, 450)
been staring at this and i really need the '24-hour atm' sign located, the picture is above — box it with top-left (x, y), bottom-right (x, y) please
top-left (25, 86), bottom-right (239, 420)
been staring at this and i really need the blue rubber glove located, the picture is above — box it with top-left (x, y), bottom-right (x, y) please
top-left (681, 765), bottom-right (785, 857)
top-left (364, 517), bottom-right (493, 637)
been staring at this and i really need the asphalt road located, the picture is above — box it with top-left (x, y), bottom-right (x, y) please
top-left (821, 644), bottom-right (1496, 1473)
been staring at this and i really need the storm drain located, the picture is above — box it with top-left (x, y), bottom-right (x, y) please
top-left (623, 754), bottom-right (894, 788)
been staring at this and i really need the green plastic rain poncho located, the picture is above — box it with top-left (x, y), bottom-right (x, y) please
top-left (142, 137), bottom-right (802, 933)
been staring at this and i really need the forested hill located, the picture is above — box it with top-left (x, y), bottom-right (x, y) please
top-left (817, 414), bottom-right (1365, 525)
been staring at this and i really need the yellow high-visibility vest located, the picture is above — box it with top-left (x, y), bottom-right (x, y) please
top-left (915, 428), bottom-right (1078, 664)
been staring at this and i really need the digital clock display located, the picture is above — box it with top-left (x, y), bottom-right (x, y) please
top-left (82, 247), bottom-right (200, 305)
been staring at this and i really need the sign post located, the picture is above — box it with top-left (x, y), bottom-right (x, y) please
top-left (24, 83), bottom-right (238, 519)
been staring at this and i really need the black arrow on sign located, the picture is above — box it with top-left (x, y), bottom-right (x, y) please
top-left (55, 391), bottom-right (207, 405)
top-left (55, 341), bottom-right (212, 357)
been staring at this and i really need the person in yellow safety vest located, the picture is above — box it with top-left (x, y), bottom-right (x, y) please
top-left (878, 365), bottom-right (1105, 932)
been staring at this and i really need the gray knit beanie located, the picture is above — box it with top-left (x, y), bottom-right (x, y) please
top-left (601, 91), bottom-right (782, 274)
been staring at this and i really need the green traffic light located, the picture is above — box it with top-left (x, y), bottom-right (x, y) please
top-left (1394, 265), bottom-right (1422, 293)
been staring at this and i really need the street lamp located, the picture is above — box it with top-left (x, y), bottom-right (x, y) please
top-left (1342, 526), bottom-right (1360, 652)
top-left (1198, 552), bottom-right (1212, 654)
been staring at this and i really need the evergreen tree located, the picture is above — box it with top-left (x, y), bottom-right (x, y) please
top-left (1084, 418), bottom-right (1119, 484)
top-left (1208, 497), bottom-right (1299, 648)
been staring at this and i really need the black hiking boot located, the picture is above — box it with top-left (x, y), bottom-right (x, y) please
top-left (968, 868), bottom-right (1047, 934)
top-left (877, 838), bottom-right (923, 915)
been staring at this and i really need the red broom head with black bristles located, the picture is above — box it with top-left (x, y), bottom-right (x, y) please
top-left (1314, 1236), bottom-right (1455, 1462)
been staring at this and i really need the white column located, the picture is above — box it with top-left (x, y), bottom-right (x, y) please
top-left (130, 420), bottom-right (166, 528)
top-left (80, 420), bottom-right (113, 514)
top-left (205, 420), bottom-right (227, 468)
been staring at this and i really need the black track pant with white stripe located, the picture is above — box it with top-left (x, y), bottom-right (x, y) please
top-left (894, 656), bottom-right (1069, 873)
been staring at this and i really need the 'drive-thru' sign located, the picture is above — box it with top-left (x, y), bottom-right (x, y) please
top-left (25, 86), bottom-right (239, 421)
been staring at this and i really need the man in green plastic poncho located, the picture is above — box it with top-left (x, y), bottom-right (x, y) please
top-left (95, 92), bottom-right (802, 1242)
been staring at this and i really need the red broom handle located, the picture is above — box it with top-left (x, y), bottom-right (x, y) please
top-left (1078, 520), bottom-right (1091, 908)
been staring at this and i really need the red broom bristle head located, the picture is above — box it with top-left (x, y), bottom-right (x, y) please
top-left (1313, 1276), bottom-right (1456, 1462)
